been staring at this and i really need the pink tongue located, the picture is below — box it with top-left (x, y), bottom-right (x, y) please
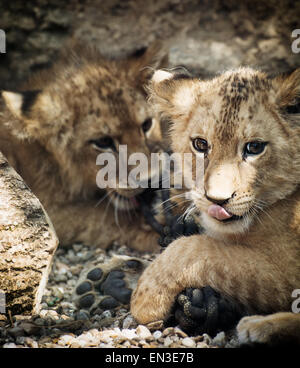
top-left (207, 204), bottom-right (233, 221)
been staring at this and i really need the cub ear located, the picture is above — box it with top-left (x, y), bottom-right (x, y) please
top-left (148, 68), bottom-right (198, 119)
top-left (273, 68), bottom-right (300, 114)
top-left (1, 90), bottom-right (42, 139)
top-left (2, 90), bottom-right (41, 119)
top-left (127, 42), bottom-right (169, 86)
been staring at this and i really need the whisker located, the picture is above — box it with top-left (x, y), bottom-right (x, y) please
top-left (95, 192), bottom-right (110, 208)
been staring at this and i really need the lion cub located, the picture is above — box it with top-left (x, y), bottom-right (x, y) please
top-left (131, 67), bottom-right (300, 345)
top-left (0, 43), bottom-right (167, 252)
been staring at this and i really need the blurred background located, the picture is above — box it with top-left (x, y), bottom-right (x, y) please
top-left (0, 0), bottom-right (299, 90)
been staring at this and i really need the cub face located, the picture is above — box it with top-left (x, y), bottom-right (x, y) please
top-left (149, 67), bottom-right (300, 238)
top-left (1, 43), bottom-right (167, 210)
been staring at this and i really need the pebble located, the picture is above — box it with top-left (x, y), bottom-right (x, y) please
top-left (122, 315), bottom-right (136, 329)
top-left (146, 320), bottom-right (164, 331)
top-left (3, 343), bottom-right (17, 348)
top-left (72, 244), bottom-right (83, 252)
top-left (162, 327), bottom-right (174, 336)
top-left (24, 337), bottom-right (38, 348)
top-left (101, 310), bottom-right (112, 319)
top-left (7, 326), bottom-right (25, 338)
top-left (197, 342), bottom-right (209, 348)
top-left (202, 333), bottom-right (213, 345)
top-left (75, 310), bottom-right (90, 321)
top-left (21, 322), bottom-right (41, 335)
top-left (174, 327), bottom-right (188, 338)
top-left (16, 336), bottom-right (26, 345)
top-left (152, 330), bottom-right (162, 339)
top-left (136, 325), bottom-right (152, 340)
top-left (182, 337), bottom-right (196, 348)
top-left (212, 331), bottom-right (226, 347)
top-left (34, 318), bottom-right (46, 326)
top-left (120, 329), bottom-right (138, 340)
top-left (40, 309), bottom-right (58, 319)
top-left (164, 336), bottom-right (173, 347)
top-left (52, 287), bottom-right (65, 300)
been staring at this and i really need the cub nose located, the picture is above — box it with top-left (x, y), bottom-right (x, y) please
top-left (205, 192), bottom-right (236, 206)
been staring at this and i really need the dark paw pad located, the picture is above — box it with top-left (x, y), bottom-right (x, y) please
top-left (100, 270), bottom-right (132, 304)
top-left (86, 268), bottom-right (103, 281)
top-left (173, 286), bottom-right (246, 337)
top-left (73, 255), bottom-right (149, 314)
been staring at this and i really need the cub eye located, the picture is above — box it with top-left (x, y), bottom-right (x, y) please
top-left (89, 136), bottom-right (115, 150)
top-left (192, 138), bottom-right (208, 153)
top-left (142, 118), bottom-right (152, 133)
top-left (244, 141), bottom-right (267, 156)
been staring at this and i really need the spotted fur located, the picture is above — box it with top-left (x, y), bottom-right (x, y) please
top-left (131, 67), bottom-right (300, 345)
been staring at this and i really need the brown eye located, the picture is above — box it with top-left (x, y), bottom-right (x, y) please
top-left (192, 138), bottom-right (208, 153)
top-left (244, 141), bottom-right (267, 156)
top-left (142, 118), bottom-right (152, 133)
top-left (89, 136), bottom-right (115, 150)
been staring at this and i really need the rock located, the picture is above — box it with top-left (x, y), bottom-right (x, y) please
top-left (58, 334), bottom-right (76, 346)
top-left (202, 333), bottom-right (213, 345)
top-left (122, 315), bottom-right (136, 329)
top-left (7, 326), bottom-right (25, 338)
top-left (0, 152), bottom-right (59, 316)
top-left (174, 327), bottom-right (188, 338)
top-left (120, 329), bottom-right (138, 340)
top-left (164, 336), bottom-right (173, 347)
top-left (39, 309), bottom-right (59, 320)
top-left (20, 321), bottom-right (42, 335)
top-left (212, 331), bottom-right (226, 347)
top-left (163, 327), bottom-right (174, 336)
top-left (146, 320), bottom-right (164, 331)
top-left (196, 342), bottom-right (209, 348)
top-left (123, 340), bottom-right (131, 347)
top-left (75, 310), bottom-right (90, 321)
top-left (182, 337), bottom-right (196, 348)
top-left (34, 318), bottom-right (46, 326)
top-left (3, 343), bottom-right (18, 348)
top-left (15, 336), bottom-right (26, 345)
top-left (152, 330), bottom-right (162, 339)
top-left (101, 310), bottom-right (112, 319)
top-left (24, 337), bottom-right (38, 348)
top-left (136, 325), bottom-right (152, 340)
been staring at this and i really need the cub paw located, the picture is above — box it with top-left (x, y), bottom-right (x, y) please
top-left (158, 215), bottom-right (200, 248)
top-left (172, 286), bottom-right (245, 337)
top-left (237, 313), bottom-right (300, 346)
top-left (73, 255), bottom-right (149, 314)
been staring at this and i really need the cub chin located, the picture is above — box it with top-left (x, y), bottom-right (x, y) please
top-left (0, 42), bottom-right (168, 252)
top-left (130, 66), bottom-right (300, 346)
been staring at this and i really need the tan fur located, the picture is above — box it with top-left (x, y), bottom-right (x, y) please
top-left (131, 67), bottom-right (300, 344)
top-left (0, 43), bottom-right (168, 252)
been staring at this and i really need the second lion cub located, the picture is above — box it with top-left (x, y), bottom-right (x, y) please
top-left (0, 43), bottom-right (167, 252)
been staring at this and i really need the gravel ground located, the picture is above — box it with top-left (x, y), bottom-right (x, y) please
top-left (0, 243), bottom-right (240, 348)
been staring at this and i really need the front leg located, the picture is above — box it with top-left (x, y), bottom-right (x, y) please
top-left (131, 234), bottom-right (294, 324)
